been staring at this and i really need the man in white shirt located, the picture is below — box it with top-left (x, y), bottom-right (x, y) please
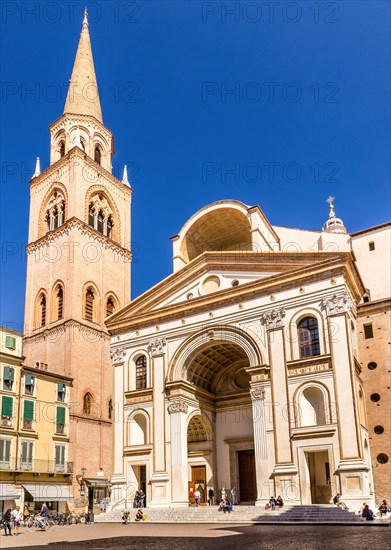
top-left (11, 505), bottom-right (23, 535)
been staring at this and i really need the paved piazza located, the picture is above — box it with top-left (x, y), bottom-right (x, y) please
top-left (1, 524), bottom-right (389, 550)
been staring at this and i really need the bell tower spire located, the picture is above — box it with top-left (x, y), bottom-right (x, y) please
top-left (64, 8), bottom-right (102, 122)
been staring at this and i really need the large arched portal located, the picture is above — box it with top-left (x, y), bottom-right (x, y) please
top-left (169, 337), bottom-right (258, 506)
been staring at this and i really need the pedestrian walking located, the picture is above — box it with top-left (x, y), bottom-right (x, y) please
top-left (11, 505), bottom-right (23, 535)
top-left (230, 487), bottom-right (237, 505)
top-left (208, 487), bottom-right (214, 506)
top-left (3, 508), bottom-right (12, 536)
top-left (138, 490), bottom-right (145, 508)
top-left (103, 498), bottom-right (107, 513)
top-left (194, 489), bottom-right (201, 506)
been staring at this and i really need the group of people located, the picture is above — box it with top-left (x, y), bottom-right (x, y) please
top-left (360, 499), bottom-right (390, 521)
top-left (133, 490), bottom-right (146, 508)
top-left (122, 509), bottom-right (147, 523)
top-left (265, 496), bottom-right (284, 510)
top-left (3, 502), bottom-right (50, 535)
top-left (218, 498), bottom-right (233, 513)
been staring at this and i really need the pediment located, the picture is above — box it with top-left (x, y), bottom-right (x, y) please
top-left (106, 250), bottom-right (359, 331)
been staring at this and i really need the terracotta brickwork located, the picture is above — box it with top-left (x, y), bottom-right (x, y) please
top-left (357, 300), bottom-right (391, 503)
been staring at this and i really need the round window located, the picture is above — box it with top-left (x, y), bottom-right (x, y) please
top-left (367, 362), bottom-right (377, 370)
top-left (377, 453), bottom-right (389, 464)
top-left (201, 275), bottom-right (221, 295)
top-left (231, 279), bottom-right (239, 287)
top-left (370, 393), bottom-right (381, 402)
top-left (374, 426), bottom-right (384, 435)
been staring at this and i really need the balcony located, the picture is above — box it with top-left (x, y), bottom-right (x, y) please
top-left (1, 416), bottom-right (13, 427)
top-left (0, 458), bottom-right (73, 475)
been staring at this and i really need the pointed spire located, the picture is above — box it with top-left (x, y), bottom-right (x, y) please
top-left (64, 9), bottom-right (103, 122)
top-left (122, 165), bottom-right (130, 185)
top-left (322, 196), bottom-right (347, 234)
top-left (33, 157), bottom-right (41, 178)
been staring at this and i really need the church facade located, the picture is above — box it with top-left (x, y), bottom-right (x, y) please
top-left (107, 200), bottom-right (384, 510)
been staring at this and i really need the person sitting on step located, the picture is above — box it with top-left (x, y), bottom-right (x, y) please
top-left (276, 495), bottom-right (284, 508)
top-left (378, 499), bottom-right (390, 517)
top-left (362, 504), bottom-right (376, 521)
top-left (333, 493), bottom-right (348, 510)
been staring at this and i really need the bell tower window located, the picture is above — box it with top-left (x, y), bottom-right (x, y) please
top-left (94, 146), bottom-right (101, 165)
top-left (85, 288), bottom-right (94, 322)
top-left (44, 190), bottom-right (65, 234)
top-left (59, 141), bottom-right (65, 157)
top-left (40, 295), bottom-right (46, 327)
top-left (88, 193), bottom-right (115, 239)
top-left (56, 286), bottom-right (63, 320)
top-left (106, 297), bottom-right (115, 317)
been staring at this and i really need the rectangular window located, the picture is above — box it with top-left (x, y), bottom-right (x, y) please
top-left (1, 396), bottom-right (13, 426)
top-left (56, 406), bottom-right (66, 434)
top-left (23, 400), bottom-right (34, 430)
top-left (3, 366), bottom-right (15, 391)
top-left (25, 374), bottom-right (35, 396)
top-left (54, 444), bottom-right (65, 471)
top-left (57, 383), bottom-right (66, 402)
top-left (364, 323), bottom-right (374, 339)
top-left (0, 439), bottom-right (11, 469)
top-left (5, 335), bottom-right (16, 350)
top-left (20, 440), bottom-right (33, 471)
top-left (368, 241), bottom-right (375, 251)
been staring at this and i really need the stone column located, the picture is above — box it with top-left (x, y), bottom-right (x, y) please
top-left (168, 399), bottom-right (189, 507)
top-left (109, 347), bottom-right (127, 509)
top-left (148, 338), bottom-right (169, 506)
top-left (322, 293), bottom-right (370, 508)
top-left (261, 308), bottom-right (299, 500)
top-left (250, 386), bottom-right (269, 506)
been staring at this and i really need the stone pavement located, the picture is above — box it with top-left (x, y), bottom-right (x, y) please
top-left (1, 523), bottom-right (389, 550)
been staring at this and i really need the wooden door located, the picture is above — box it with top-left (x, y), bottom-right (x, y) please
top-left (238, 450), bottom-right (256, 502)
top-left (191, 466), bottom-right (206, 504)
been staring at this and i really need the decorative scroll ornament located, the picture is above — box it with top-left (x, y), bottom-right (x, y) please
top-left (148, 338), bottom-right (166, 357)
top-left (110, 348), bottom-right (126, 363)
top-left (261, 308), bottom-right (286, 330)
top-left (250, 387), bottom-right (266, 401)
top-left (167, 399), bottom-right (188, 414)
top-left (321, 293), bottom-right (353, 316)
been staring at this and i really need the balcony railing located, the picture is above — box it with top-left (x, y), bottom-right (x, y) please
top-left (0, 458), bottom-right (73, 474)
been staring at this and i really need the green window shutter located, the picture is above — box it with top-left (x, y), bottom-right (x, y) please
top-left (3, 367), bottom-right (14, 381)
top-left (57, 383), bottom-right (65, 392)
top-left (25, 374), bottom-right (33, 385)
top-left (56, 406), bottom-right (65, 425)
top-left (1, 396), bottom-right (13, 416)
top-left (23, 400), bottom-right (34, 420)
top-left (5, 335), bottom-right (16, 349)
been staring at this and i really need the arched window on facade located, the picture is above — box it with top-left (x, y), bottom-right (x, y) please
top-left (45, 190), bottom-right (65, 233)
top-left (135, 355), bottom-right (147, 390)
top-left (59, 141), bottom-right (65, 158)
top-left (94, 146), bottom-right (101, 165)
top-left (80, 139), bottom-right (86, 152)
top-left (298, 386), bottom-right (327, 427)
top-left (85, 288), bottom-right (94, 322)
top-left (106, 297), bottom-right (115, 317)
top-left (83, 392), bottom-right (92, 415)
top-left (56, 285), bottom-right (63, 320)
top-left (40, 294), bottom-right (46, 327)
top-left (108, 399), bottom-right (113, 420)
top-left (88, 194), bottom-right (114, 238)
top-left (298, 316), bottom-right (320, 358)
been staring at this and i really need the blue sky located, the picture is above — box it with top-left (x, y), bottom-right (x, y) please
top-left (1, 0), bottom-right (390, 331)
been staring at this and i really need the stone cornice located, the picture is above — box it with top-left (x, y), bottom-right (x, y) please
top-left (357, 298), bottom-right (391, 316)
top-left (22, 365), bottom-right (73, 383)
top-left (26, 217), bottom-right (132, 259)
top-left (108, 256), bottom-right (362, 332)
top-left (29, 146), bottom-right (131, 197)
top-left (49, 112), bottom-right (113, 140)
top-left (23, 318), bottom-right (110, 344)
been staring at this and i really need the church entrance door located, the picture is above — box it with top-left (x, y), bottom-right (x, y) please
top-left (189, 466), bottom-right (207, 504)
top-left (305, 451), bottom-right (332, 504)
top-left (238, 450), bottom-right (256, 502)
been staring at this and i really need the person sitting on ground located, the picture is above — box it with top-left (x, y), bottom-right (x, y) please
top-left (122, 510), bottom-right (131, 524)
top-left (362, 504), bottom-right (376, 521)
top-left (269, 496), bottom-right (277, 510)
top-left (378, 499), bottom-right (390, 517)
top-left (276, 495), bottom-right (284, 508)
top-left (333, 493), bottom-right (348, 510)
top-left (135, 509), bottom-right (144, 522)
top-left (223, 499), bottom-right (233, 514)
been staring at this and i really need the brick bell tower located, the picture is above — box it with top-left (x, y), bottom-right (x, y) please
top-left (23, 10), bottom-right (131, 496)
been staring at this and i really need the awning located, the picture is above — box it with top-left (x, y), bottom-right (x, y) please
top-left (0, 483), bottom-right (22, 500)
top-left (23, 484), bottom-right (74, 502)
top-left (84, 478), bottom-right (111, 487)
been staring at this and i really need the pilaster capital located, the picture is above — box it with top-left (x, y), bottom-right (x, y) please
top-left (321, 292), bottom-right (354, 316)
top-left (148, 338), bottom-right (167, 357)
top-left (110, 347), bottom-right (126, 364)
top-left (261, 308), bottom-right (286, 330)
top-left (167, 399), bottom-right (188, 414)
top-left (250, 387), bottom-right (266, 401)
